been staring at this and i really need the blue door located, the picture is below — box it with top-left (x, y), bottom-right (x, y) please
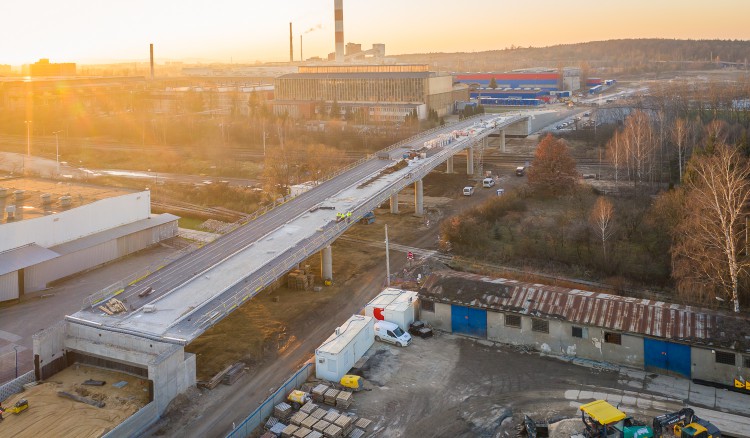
top-left (644, 338), bottom-right (691, 378)
top-left (451, 305), bottom-right (487, 338)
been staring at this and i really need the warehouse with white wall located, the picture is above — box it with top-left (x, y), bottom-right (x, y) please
top-left (0, 178), bottom-right (178, 302)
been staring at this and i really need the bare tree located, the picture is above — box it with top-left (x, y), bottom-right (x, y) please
top-left (671, 118), bottom-right (691, 182)
top-left (617, 110), bottom-right (657, 192)
top-left (589, 197), bottom-right (616, 260)
top-left (673, 143), bottom-right (750, 312)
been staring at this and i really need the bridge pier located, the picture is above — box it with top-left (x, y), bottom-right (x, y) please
top-left (390, 193), bottom-right (399, 214)
top-left (321, 245), bottom-right (333, 281)
top-left (499, 129), bottom-right (506, 153)
top-left (467, 147), bottom-right (474, 175)
top-left (414, 179), bottom-right (423, 217)
top-left (446, 156), bottom-right (454, 173)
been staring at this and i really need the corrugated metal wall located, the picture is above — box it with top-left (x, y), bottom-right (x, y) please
top-left (0, 271), bottom-right (19, 302)
top-left (24, 220), bottom-right (178, 292)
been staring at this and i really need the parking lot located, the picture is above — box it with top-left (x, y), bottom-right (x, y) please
top-left (350, 332), bottom-right (688, 438)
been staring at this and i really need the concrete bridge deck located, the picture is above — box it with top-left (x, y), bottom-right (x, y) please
top-left (66, 113), bottom-right (531, 344)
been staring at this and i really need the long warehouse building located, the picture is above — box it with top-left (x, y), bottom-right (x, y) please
top-left (0, 178), bottom-right (178, 302)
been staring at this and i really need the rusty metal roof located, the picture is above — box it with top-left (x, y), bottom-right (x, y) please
top-left (419, 271), bottom-right (750, 352)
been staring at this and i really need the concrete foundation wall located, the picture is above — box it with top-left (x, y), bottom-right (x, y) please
top-left (32, 321), bottom-right (67, 371)
top-left (692, 347), bottom-right (742, 383)
top-left (149, 347), bottom-right (196, 413)
top-left (103, 401), bottom-right (159, 438)
top-left (34, 322), bottom-right (196, 416)
top-left (64, 324), bottom-right (170, 368)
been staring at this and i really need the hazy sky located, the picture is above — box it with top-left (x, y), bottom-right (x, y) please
top-left (2, 0), bottom-right (749, 65)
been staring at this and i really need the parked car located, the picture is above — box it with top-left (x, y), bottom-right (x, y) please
top-left (374, 321), bottom-right (412, 347)
top-left (482, 177), bottom-right (495, 188)
top-left (463, 186), bottom-right (475, 196)
top-left (515, 166), bottom-right (526, 177)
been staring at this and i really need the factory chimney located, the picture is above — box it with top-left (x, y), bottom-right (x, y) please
top-left (334, 0), bottom-right (344, 62)
top-left (300, 35), bottom-right (303, 62)
top-left (149, 43), bottom-right (154, 80)
top-left (289, 23), bottom-right (294, 63)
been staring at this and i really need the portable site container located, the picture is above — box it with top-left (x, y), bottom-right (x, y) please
top-left (364, 288), bottom-right (419, 331)
top-left (315, 314), bottom-right (374, 382)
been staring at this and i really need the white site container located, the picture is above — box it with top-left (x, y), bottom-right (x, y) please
top-left (363, 288), bottom-right (419, 331)
top-left (315, 314), bottom-right (375, 382)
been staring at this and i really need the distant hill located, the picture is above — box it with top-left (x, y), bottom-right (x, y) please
top-left (392, 39), bottom-right (750, 74)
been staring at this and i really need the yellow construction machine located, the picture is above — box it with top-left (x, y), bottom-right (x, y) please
top-left (4, 399), bottom-right (29, 415)
top-left (652, 408), bottom-right (721, 438)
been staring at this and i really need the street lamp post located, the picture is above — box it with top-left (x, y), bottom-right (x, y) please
top-left (24, 120), bottom-right (32, 156)
top-left (53, 130), bottom-right (62, 175)
top-left (13, 345), bottom-right (19, 378)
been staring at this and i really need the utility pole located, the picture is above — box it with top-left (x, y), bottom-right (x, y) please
top-left (385, 224), bottom-right (391, 287)
top-left (24, 120), bottom-right (32, 156)
top-left (53, 130), bottom-right (62, 174)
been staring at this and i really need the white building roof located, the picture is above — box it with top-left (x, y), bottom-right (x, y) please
top-left (317, 315), bottom-right (372, 355)
top-left (366, 288), bottom-right (418, 313)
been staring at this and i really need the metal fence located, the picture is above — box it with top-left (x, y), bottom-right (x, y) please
top-left (0, 370), bottom-right (35, 403)
top-left (225, 362), bottom-right (313, 438)
top-left (0, 349), bottom-right (21, 387)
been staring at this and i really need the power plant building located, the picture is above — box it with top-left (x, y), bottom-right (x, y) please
top-left (0, 178), bottom-right (178, 302)
top-left (273, 64), bottom-right (468, 122)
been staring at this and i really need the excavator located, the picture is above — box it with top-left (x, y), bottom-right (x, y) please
top-left (652, 408), bottom-right (721, 438)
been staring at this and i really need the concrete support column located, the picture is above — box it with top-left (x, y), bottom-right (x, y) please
top-left (414, 179), bottom-right (424, 217)
top-left (390, 193), bottom-right (399, 214)
top-left (467, 147), bottom-right (474, 175)
top-left (446, 156), bottom-right (454, 173)
top-left (499, 129), bottom-right (506, 153)
top-left (321, 245), bottom-right (332, 281)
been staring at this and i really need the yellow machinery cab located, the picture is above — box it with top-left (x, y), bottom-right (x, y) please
top-left (580, 400), bottom-right (627, 438)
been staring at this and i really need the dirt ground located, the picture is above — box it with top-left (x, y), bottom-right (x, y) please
top-left (351, 333), bottom-right (680, 438)
top-left (0, 365), bottom-right (149, 437)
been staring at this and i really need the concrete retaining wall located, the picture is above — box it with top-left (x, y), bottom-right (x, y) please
top-left (149, 346), bottom-right (196, 413)
top-left (102, 401), bottom-right (159, 438)
top-left (32, 321), bottom-right (67, 375)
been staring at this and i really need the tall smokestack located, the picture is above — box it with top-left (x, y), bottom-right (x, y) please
top-left (334, 0), bottom-right (344, 63)
top-left (300, 35), bottom-right (303, 62)
top-left (289, 23), bottom-right (294, 63)
top-left (149, 43), bottom-right (154, 79)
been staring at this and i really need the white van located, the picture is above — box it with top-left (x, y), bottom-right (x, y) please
top-left (463, 186), bottom-right (474, 196)
top-left (482, 177), bottom-right (495, 188)
top-left (374, 321), bottom-right (412, 347)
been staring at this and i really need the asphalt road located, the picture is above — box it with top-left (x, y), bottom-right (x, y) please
top-left (74, 115), bottom-right (520, 342)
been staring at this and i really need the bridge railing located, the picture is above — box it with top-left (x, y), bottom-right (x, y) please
top-left (185, 115), bottom-right (530, 332)
top-left (188, 165), bottom-right (415, 333)
top-left (82, 240), bottom-right (202, 309)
